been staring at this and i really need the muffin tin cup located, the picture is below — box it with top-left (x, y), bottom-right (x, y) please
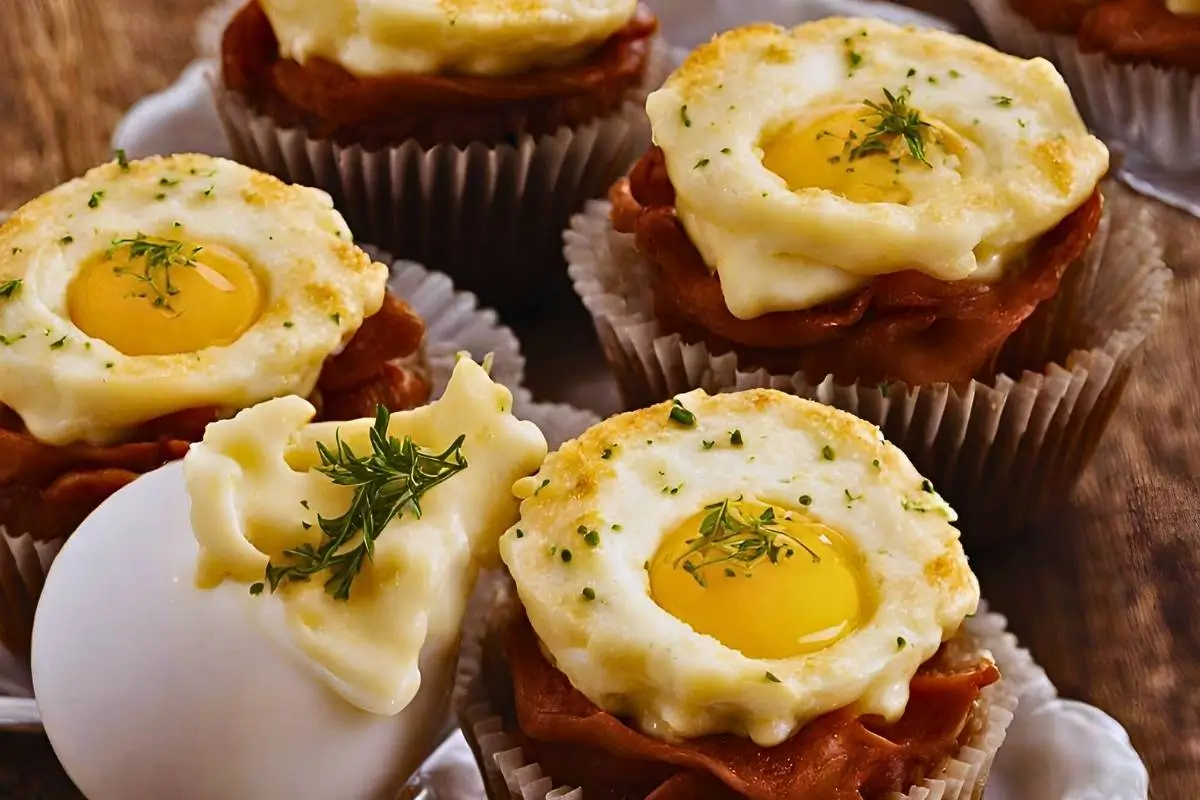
top-left (0, 257), bottom-right (541, 668)
top-left (212, 41), bottom-right (674, 314)
top-left (454, 573), bottom-right (1019, 800)
top-left (565, 180), bottom-right (1171, 546)
top-left (968, 0), bottom-right (1200, 217)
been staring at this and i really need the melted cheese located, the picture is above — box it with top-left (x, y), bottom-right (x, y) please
top-left (259, 0), bottom-right (639, 77)
top-left (184, 357), bottom-right (548, 714)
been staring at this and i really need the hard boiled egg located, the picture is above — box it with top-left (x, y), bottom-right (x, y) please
top-left (31, 358), bottom-right (548, 799)
top-left (32, 462), bottom-right (444, 800)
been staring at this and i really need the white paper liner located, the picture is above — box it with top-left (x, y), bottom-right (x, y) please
top-left (564, 181), bottom-right (1170, 545)
top-left (0, 256), bottom-right (536, 675)
top-left (454, 574), bottom-right (1019, 800)
top-left (968, 0), bottom-right (1200, 217)
top-left (212, 40), bottom-right (674, 312)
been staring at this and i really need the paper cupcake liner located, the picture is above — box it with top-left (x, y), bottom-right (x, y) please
top-left (454, 573), bottom-right (1019, 800)
top-left (565, 181), bottom-right (1171, 545)
top-left (968, 0), bottom-right (1200, 217)
top-left (0, 257), bottom-right (533, 671)
top-left (212, 41), bottom-right (675, 313)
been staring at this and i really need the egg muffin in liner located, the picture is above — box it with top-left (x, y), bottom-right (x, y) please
top-left (968, 0), bottom-right (1200, 215)
top-left (567, 19), bottom-right (1170, 543)
top-left (455, 388), bottom-right (1019, 800)
top-left (0, 152), bottom-right (529, 663)
top-left (214, 0), bottom-right (672, 313)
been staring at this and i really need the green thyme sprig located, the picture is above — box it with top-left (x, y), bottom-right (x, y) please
top-left (108, 234), bottom-right (203, 313)
top-left (674, 499), bottom-right (820, 587)
top-left (253, 405), bottom-right (468, 601)
top-left (849, 88), bottom-right (931, 166)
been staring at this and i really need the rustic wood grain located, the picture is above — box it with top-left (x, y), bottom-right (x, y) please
top-left (0, 1), bottom-right (1196, 798)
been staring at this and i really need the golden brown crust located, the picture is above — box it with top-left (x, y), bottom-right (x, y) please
top-left (1077, 0), bottom-right (1200, 71)
top-left (0, 289), bottom-right (431, 553)
top-left (504, 616), bottom-right (1000, 800)
top-left (221, 0), bottom-right (659, 149)
top-left (610, 147), bottom-right (1102, 387)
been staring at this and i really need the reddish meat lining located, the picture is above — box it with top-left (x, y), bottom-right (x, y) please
top-left (221, 0), bottom-right (659, 148)
top-left (506, 618), bottom-right (1000, 800)
top-left (0, 290), bottom-right (430, 546)
top-left (1077, 0), bottom-right (1200, 71)
top-left (611, 147), bottom-right (1102, 387)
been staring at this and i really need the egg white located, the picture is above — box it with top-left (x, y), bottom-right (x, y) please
top-left (0, 153), bottom-right (387, 446)
top-left (644, 18), bottom-right (1109, 319)
top-left (32, 462), bottom-right (451, 800)
top-left (500, 388), bottom-right (979, 746)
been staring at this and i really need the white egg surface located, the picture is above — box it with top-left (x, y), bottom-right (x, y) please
top-left (31, 358), bottom-right (547, 800)
top-left (261, 0), bottom-right (639, 78)
top-left (500, 388), bottom-right (979, 747)
top-left (0, 152), bottom-right (387, 446)
top-left (644, 18), bottom-right (1109, 318)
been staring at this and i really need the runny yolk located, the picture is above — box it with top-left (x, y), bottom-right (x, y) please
top-left (760, 106), bottom-right (962, 205)
top-left (649, 499), bottom-right (871, 660)
top-left (68, 236), bottom-right (263, 356)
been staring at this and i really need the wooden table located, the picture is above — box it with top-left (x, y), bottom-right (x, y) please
top-left (0, 1), bottom-right (1195, 798)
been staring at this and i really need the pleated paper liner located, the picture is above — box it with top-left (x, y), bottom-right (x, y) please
top-left (454, 573), bottom-right (1019, 800)
top-left (0, 257), bottom-right (540, 668)
top-left (968, 0), bottom-right (1200, 217)
top-left (212, 41), bottom-right (675, 315)
top-left (565, 180), bottom-right (1171, 546)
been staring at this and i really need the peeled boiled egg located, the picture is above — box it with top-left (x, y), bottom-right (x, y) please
top-left (31, 462), bottom-right (450, 800)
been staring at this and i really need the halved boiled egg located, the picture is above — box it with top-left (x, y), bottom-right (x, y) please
top-left (31, 358), bottom-right (547, 799)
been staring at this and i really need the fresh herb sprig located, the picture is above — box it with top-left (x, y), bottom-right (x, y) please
top-left (849, 88), bottom-right (931, 166)
top-left (674, 499), bottom-right (820, 587)
top-left (108, 234), bottom-right (203, 313)
top-left (254, 405), bottom-right (468, 601)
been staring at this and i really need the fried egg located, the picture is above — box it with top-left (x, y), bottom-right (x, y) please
top-left (644, 18), bottom-right (1109, 319)
top-left (0, 153), bottom-right (387, 446)
top-left (500, 388), bottom-right (978, 746)
top-left (260, 0), bottom-right (639, 78)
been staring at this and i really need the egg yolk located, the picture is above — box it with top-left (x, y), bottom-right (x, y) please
top-left (649, 499), bottom-right (870, 660)
top-left (68, 236), bottom-right (263, 356)
top-left (761, 105), bottom-right (962, 205)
